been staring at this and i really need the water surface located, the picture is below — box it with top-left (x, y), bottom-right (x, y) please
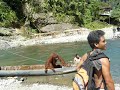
top-left (0, 39), bottom-right (120, 85)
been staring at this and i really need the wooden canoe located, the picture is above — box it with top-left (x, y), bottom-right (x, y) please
top-left (0, 65), bottom-right (76, 76)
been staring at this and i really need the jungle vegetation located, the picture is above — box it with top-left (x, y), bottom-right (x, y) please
top-left (0, 0), bottom-right (120, 31)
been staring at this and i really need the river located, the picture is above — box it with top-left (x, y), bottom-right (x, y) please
top-left (0, 39), bottom-right (120, 90)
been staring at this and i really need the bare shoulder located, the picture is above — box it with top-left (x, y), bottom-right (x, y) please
top-left (81, 53), bottom-right (88, 61)
top-left (99, 58), bottom-right (110, 66)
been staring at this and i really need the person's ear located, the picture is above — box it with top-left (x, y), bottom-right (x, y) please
top-left (94, 43), bottom-right (98, 47)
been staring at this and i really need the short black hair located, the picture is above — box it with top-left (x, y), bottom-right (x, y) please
top-left (87, 30), bottom-right (105, 49)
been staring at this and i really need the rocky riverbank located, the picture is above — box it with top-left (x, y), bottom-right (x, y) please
top-left (0, 27), bottom-right (114, 50)
top-left (0, 77), bottom-right (72, 90)
top-left (0, 77), bottom-right (120, 90)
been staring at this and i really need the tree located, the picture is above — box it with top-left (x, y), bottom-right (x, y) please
top-left (109, 0), bottom-right (120, 23)
top-left (43, 0), bottom-right (101, 26)
top-left (111, 8), bottom-right (120, 22)
top-left (0, 0), bottom-right (18, 27)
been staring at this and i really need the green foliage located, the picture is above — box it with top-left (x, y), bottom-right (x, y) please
top-left (3, 0), bottom-right (25, 23)
top-left (0, 0), bottom-right (18, 27)
top-left (85, 21), bottom-right (111, 30)
top-left (87, 0), bottom-right (100, 20)
top-left (83, 8), bottom-right (92, 25)
top-left (99, 15), bottom-right (108, 21)
top-left (109, 0), bottom-right (120, 22)
top-left (0, 0), bottom-right (117, 31)
top-left (24, 0), bottom-right (44, 13)
top-left (111, 8), bottom-right (120, 22)
top-left (43, 0), bottom-right (101, 26)
top-left (109, 0), bottom-right (120, 9)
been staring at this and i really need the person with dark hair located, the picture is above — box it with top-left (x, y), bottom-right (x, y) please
top-left (76, 30), bottom-right (115, 90)
top-left (45, 53), bottom-right (67, 73)
top-left (73, 54), bottom-right (81, 66)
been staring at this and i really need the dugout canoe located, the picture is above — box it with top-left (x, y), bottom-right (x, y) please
top-left (0, 65), bottom-right (76, 76)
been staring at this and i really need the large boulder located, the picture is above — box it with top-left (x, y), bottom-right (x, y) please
top-left (40, 23), bottom-right (79, 32)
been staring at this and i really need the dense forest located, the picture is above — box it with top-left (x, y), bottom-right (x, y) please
top-left (0, 0), bottom-right (120, 33)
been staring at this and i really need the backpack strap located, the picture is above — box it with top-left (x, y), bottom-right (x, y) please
top-left (86, 51), bottom-right (91, 59)
top-left (86, 51), bottom-right (109, 61)
top-left (77, 73), bottom-right (87, 88)
top-left (86, 50), bottom-right (109, 90)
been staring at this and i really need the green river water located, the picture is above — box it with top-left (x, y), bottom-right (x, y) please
top-left (0, 39), bottom-right (120, 86)
top-left (0, 41), bottom-right (89, 66)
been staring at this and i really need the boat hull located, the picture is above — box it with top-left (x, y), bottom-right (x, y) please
top-left (0, 66), bottom-right (76, 76)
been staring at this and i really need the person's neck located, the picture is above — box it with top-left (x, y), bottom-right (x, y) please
top-left (93, 48), bottom-right (101, 51)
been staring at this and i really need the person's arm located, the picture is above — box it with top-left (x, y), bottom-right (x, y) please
top-left (76, 53), bottom-right (87, 71)
top-left (100, 58), bottom-right (115, 90)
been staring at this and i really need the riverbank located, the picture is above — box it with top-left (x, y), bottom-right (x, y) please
top-left (0, 77), bottom-right (72, 90)
top-left (0, 27), bottom-right (114, 50)
top-left (0, 77), bottom-right (71, 90)
top-left (0, 77), bottom-right (120, 90)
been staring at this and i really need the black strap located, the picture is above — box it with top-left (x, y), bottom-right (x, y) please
top-left (91, 53), bottom-right (109, 61)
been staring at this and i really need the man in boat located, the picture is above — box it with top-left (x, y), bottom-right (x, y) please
top-left (45, 53), bottom-right (67, 73)
top-left (76, 30), bottom-right (115, 90)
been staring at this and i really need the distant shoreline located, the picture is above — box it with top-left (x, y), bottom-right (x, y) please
top-left (0, 27), bottom-right (114, 50)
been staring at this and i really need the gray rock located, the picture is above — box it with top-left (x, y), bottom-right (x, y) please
top-left (40, 23), bottom-right (79, 32)
top-left (0, 40), bottom-right (11, 49)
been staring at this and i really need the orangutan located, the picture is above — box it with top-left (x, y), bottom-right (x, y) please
top-left (45, 53), bottom-right (67, 73)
